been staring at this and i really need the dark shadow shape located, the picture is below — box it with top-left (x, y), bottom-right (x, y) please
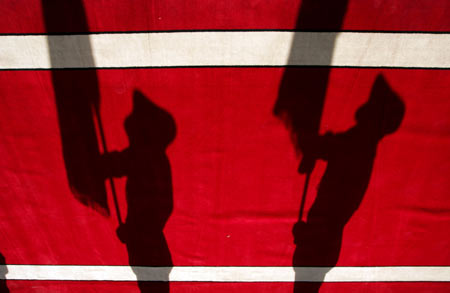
top-left (273, 1), bottom-right (348, 290)
top-left (41, 0), bottom-right (109, 214)
top-left (274, 0), bottom-right (349, 174)
top-left (0, 252), bottom-right (9, 292)
top-left (103, 91), bottom-right (176, 292)
top-left (292, 75), bottom-right (405, 292)
top-left (42, 1), bottom-right (175, 290)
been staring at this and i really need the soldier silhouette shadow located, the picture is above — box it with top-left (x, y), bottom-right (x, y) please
top-left (103, 90), bottom-right (176, 292)
top-left (291, 75), bottom-right (405, 292)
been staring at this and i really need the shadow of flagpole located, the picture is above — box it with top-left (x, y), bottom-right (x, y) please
top-left (273, 1), bottom-right (349, 292)
top-left (274, 0), bottom-right (349, 230)
top-left (41, 0), bottom-right (122, 224)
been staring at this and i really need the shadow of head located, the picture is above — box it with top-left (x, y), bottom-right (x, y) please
top-left (125, 90), bottom-right (176, 149)
top-left (355, 75), bottom-right (405, 138)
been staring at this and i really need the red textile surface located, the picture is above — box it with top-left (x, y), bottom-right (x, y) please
top-left (0, 0), bottom-right (448, 33)
top-left (1, 0), bottom-right (450, 292)
top-left (5, 281), bottom-right (450, 293)
top-left (1, 68), bottom-right (449, 265)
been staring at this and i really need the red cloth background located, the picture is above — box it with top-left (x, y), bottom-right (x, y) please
top-left (0, 0), bottom-right (449, 292)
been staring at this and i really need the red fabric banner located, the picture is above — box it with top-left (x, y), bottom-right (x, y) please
top-left (0, 0), bottom-right (449, 292)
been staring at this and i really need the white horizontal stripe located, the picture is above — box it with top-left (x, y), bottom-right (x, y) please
top-left (2, 265), bottom-right (450, 282)
top-left (0, 32), bottom-right (449, 69)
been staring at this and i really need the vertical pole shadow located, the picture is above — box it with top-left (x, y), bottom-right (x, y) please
top-left (274, 2), bottom-right (350, 291)
top-left (103, 91), bottom-right (176, 292)
top-left (274, 5), bottom-right (349, 291)
top-left (41, 0), bottom-right (109, 215)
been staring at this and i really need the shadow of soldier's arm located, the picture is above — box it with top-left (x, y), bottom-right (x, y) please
top-left (298, 132), bottom-right (335, 173)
